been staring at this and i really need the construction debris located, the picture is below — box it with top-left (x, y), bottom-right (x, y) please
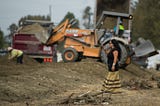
top-left (57, 91), bottom-right (112, 105)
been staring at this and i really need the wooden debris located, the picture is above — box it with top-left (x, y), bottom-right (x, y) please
top-left (57, 90), bottom-right (115, 105)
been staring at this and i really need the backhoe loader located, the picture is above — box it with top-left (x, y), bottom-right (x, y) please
top-left (44, 11), bottom-right (134, 67)
top-left (46, 19), bottom-right (100, 62)
top-left (44, 10), bottom-right (156, 68)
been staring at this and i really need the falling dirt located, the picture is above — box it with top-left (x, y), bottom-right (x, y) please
top-left (0, 55), bottom-right (160, 106)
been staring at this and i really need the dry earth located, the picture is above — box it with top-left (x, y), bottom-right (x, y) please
top-left (0, 55), bottom-right (160, 106)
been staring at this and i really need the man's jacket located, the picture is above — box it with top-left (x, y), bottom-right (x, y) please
top-left (9, 49), bottom-right (23, 59)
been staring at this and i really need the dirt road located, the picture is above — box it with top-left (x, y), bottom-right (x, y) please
top-left (0, 55), bottom-right (160, 106)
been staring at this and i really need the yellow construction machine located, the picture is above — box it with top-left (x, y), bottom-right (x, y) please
top-left (45, 11), bottom-right (133, 67)
top-left (46, 19), bottom-right (100, 62)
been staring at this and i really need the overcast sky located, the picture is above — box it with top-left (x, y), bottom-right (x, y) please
top-left (0, 0), bottom-right (96, 35)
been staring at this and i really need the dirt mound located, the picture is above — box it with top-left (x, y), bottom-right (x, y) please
top-left (0, 56), bottom-right (160, 106)
top-left (0, 59), bottom-right (106, 103)
top-left (18, 23), bottom-right (49, 43)
top-left (0, 55), bottom-right (39, 65)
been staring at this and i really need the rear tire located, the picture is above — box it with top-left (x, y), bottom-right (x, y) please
top-left (62, 47), bottom-right (79, 62)
top-left (119, 43), bottom-right (129, 67)
top-left (100, 48), bottom-right (108, 64)
top-left (100, 42), bottom-right (129, 68)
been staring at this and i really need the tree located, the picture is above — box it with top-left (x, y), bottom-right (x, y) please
top-left (82, 6), bottom-right (93, 29)
top-left (8, 23), bottom-right (18, 35)
top-left (59, 12), bottom-right (79, 28)
top-left (7, 23), bottom-right (18, 44)
top-left (132, 0), bottom-right (160, 49)
top-left (0, 29), bottom-right (5, 49)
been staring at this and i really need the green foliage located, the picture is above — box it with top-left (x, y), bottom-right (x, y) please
top-left (0, 29), bottom-right (5, 49)
top-left (132, 0), bottom-right (160, 49)
top-left (82, 6), bottom-right (93, 29)
top-left (8, 23), bottom-right (18, 34)
top-left (59, 12), bottom-right (79, 28)
top-left (6, 23), bottom-right (18, 44)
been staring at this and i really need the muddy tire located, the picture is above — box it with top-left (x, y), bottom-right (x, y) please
top-left (100, 48), bottom-right (108, 64)
top-left (62, 47), bottom-right (79, 62)
top-left (100, 42), bottom-right (129, 68)
top-left (119, 43), bottom-right (129, 67)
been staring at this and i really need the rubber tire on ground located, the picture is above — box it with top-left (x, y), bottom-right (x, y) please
top-left (100, 42), bottom-right (129, 68)
top-left (62, 47), bottom-right (79, 62)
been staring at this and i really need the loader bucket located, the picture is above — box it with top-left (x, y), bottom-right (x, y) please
top-left (134, 40), bottom-right (155, 57)
top-left (18, 23), bottom-right (49, 44)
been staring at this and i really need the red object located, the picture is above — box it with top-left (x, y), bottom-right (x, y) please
top-left (43, 58), bottom-right (52, 62)
top-left (12, 33), bottom-right (54, 60)
top-left (44, 58), bottom-right (47, 62)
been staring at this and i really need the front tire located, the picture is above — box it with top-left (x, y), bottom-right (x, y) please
top-left (62, 47), bottom-right (79, 62)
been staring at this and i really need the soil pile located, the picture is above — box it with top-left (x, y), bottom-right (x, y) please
top-left (0, 55), bottom-right (39, 65)
top-left (0, 55), bottom-right (160, 106)
top-left (18, 23), bottom-right (49, 43)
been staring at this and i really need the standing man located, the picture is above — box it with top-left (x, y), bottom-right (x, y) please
top-left (7, 47), bottom-right (24, 64)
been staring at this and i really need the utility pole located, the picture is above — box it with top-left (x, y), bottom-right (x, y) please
top-left (93, 0), bottom-right (97, 28)
top-left (49, 5), bottom-right (52, 21)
